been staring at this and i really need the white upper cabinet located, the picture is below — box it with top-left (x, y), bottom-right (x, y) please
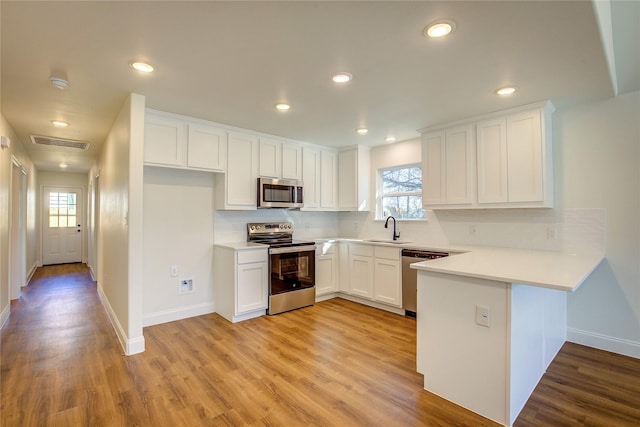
top-left (422, 124), bottom-right (474, 207)
top-left (303, 145), bottom-right (337, 211)
top-left (259, 138), bottom-right (302, 180)
top-left (187, 124), bottom-right (227, 172)
top-left (506, 110), bottom-right (544, 203)
top-left (477, 117), bottom-right (508, 203)
top-left (422, 100), bottom-right (554, 209)
top-left (144, 112), bottom-right (186, 167)
top-left (216, 131), bottom-right (258, 210)
top-left (477, 103), bottom-right (553, 207)
top-left (302, 146), bottom-right (321, 209)
top-left (320, 149), bottom-right (338, 210)
top-left (281, 142), bottom-right (303, 180)
top-left (338, 146), bottom-right (371, 211)
top-left (258, 138), bottom-right (281, 178)
top-left (144, 110), bottom-right (227, 172)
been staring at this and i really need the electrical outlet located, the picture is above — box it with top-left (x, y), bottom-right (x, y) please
top-left (469, 224), bottom-right (477, 236)
top-left (354, 222), bottom-right (360, 232)
top-left (170, 265), bottom-right (178, 277)
top-left (476, 305), bottom-right (490, 327)
top-left (547, 225), bottom-right (557, 240)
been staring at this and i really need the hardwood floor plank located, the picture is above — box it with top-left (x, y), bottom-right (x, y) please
top-left (3, 264), bottom-right (640, 426)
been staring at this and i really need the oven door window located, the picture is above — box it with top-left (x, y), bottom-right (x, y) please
top-left (270, 250), bottom-right (315, 295)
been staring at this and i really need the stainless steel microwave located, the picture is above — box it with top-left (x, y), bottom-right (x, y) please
top-left (257, 177), bottom-right (304, 209)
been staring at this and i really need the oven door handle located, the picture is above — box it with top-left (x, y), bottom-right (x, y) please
top-left (269, 245), bottom-right (316, 255)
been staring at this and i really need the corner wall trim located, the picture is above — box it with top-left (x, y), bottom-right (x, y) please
top-left (26, 262), bottom-right (38, 285)
top-left (97, 283), bottom-right (145, 356)
top-left (0, 304), bottom-right (10, 330)
top-left (142, 302), bottom-right (215, 327)
top-left (567, 327), bottom-right (640, 359)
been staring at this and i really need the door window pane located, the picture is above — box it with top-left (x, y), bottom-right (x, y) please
top-left (48, 192), bottom-right (78, 228)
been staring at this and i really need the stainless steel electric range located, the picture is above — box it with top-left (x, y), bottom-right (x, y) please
top-left (247, 222), bottom-right (316, 315)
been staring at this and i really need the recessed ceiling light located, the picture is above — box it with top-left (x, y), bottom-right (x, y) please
top-left (275, 103), bottom-right (291, 111)
top-left (332, 72), bottom-right (353, 83)
top-left (496, 87), bottom-right (516, 96)
top-left (59, 163), bottom-right (68, 169)
top-left (424, 20), bottom-right (456, 38)
top-left (129, 60), bottom-right (154, 73)
top-left (50, 77), bottom-right (69, 90)
top-left (356, 128), bottom-right (368, 135)
top-left (385, 137), bottom-right (396, 143)
top-left (51, 120), bottom-right (69, 128)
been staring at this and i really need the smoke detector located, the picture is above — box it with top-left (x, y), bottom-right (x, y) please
top-left (50, 77), bottom-right (69, 90)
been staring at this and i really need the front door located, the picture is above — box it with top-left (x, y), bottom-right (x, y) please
top-left (43, 187), bottom-right (83, 265)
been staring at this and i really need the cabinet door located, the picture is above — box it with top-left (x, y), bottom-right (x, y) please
top-left (477, 118), bottom-right (508, 203)
top-left (259, 138), bottom-right (282, 178)
top-left (187, 124), bottom-right (227, 171)
top-left (445, 125), bottom-right (474, 205)
top-left (374, 258), bottom-right (401, 307)
top-left (320, 150), bottom-right (338, 210)
top-left (349, 254), bottom-right (374, 299)
top-left (237, 262), bottom-right (268, 314)
top-left (338, 148), bottom-right (357, 210)
top-left (422, 131), bottom-right (446, 206)
top-left (282, 142), bottom-right (302, 180)
top-left (144, 113), bottom-right (186, 167)
top-left (507, 110), bottom-right (543, 203)
top-left (302, 146), bottom-right (320, 208)
top-left (226, 132), bottom-right (258, 207)
top-left (315, 254), bottom-right (336, 296)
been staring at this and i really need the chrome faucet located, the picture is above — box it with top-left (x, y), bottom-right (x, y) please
top-left (384, 215), bottom-right (400, 240)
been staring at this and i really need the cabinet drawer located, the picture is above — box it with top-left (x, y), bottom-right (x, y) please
top-left (237, 249), bottom-right (268, 265)
top-left (374, 246), bottom-right (400, 261)
top-left (350, 243), bottom-right (374, 257)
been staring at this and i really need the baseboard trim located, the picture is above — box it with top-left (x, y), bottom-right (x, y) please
top-left (142, 302), bottom-right (216, 327)
top-left (336, 293), bottom-right (405, 315)
top-left (97, 283), bottom-right (146, 356)
top-left (26, 262), bottom-right (38, 285)
top-left (567, 327), bottom-right (640, 359)
top-left (0, 303), bottom-right (10, 330)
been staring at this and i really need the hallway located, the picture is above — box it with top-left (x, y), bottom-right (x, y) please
top-left (1, 263), bottom-right (126, 425)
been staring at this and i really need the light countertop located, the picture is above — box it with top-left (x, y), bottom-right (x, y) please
top-left (214, 242), bottom-right (268, 251)
top-left (410, 247), bottom-right (604, 292)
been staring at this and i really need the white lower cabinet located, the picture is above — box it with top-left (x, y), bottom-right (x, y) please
top-left (214, 245), bottom-right (268, 323)
top-left (315, 241), bottom-right (337, 296)
top-left (373, 247), bottom-right (402, 307)
top-left (348, 243), bottom-right (374, 299)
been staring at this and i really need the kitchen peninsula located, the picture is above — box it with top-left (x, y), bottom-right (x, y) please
top-left (411, 248), bottom-right (604, 426)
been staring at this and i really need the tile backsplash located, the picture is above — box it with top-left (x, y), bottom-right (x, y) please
top-left (214, 207), bottom-right (605, 255)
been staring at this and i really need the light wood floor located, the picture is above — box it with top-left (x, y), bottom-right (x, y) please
top-left (2, 264), bottom-right (639, 426)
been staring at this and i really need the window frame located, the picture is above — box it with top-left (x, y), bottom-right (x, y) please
top-left (376, 163), bottom-right (425, 220)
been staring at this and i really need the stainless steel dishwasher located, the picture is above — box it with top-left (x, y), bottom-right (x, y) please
top-left (401, 249), bottom-right (449, 316)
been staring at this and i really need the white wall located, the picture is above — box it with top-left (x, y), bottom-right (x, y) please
top-left (142, 167), bottom-right (216, 326)
top-left (95, 93), bottom-right (145, 355)
top-left (342, 92), bottom-right (640, 357)
top-left (0, 113), bottom-right (37, 328)
top-left (555, 91), bottom-right (640, 356)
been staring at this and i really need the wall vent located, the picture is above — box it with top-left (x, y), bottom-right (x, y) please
top-left (30, 134), bottom-right (90, 150)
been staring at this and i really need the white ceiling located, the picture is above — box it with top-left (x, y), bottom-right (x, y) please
top-left (1, 1), bottom-right (638, 173)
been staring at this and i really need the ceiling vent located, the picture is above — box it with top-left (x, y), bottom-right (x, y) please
top-left (30, 135), bottom-right (90, 150)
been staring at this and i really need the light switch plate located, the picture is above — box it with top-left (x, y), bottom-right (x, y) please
top-left (476, 305), bottom-right (490, 327)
